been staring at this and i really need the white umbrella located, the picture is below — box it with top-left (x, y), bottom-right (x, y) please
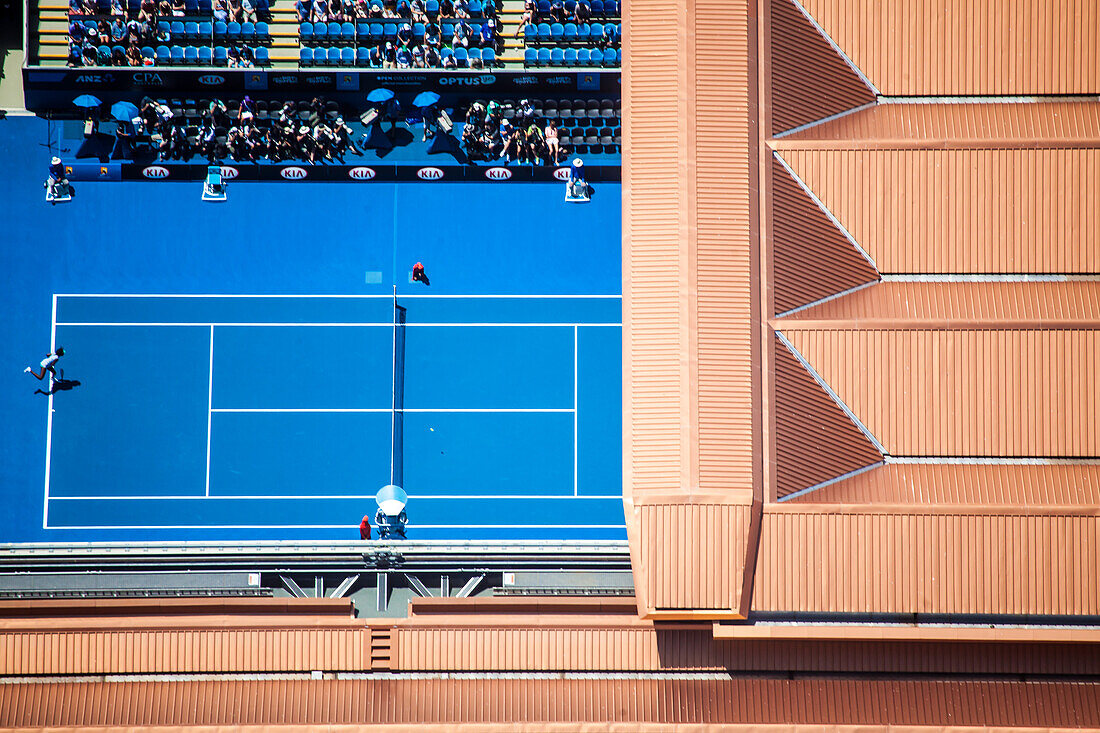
top-left (376, 484), bottom-right (407, 516)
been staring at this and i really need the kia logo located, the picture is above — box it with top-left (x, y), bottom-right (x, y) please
top-left (142, 165), bottom-right (170, 179)
top-left (553, 167), bottom-right (570, 181)
top-left (348, 166), bottom-right (377, 180)
top-left (197, 74), bottom-right (225, 85)
top-left (485, 167), bottom-right (512, 180)
top-left (280, 166), bottom-right (308, 180)
top-left (219, 166), bottom-right (239, 179)
top-left (417, 167), bottom-right (444, 180)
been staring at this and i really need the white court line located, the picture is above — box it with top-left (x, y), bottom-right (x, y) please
top-left (211, 407), bottom-right (575, 413)
top-left (56, 322), bottom-right (622, 328)
top-left (50, 494), bottom-right (624, 500)
top-left (42, 294), bottom-right (57, 530)
top-left (46, 524), bottom-right (627, 530)
top-left (573, 325), bottom-right (578, 497)
top-left (56, 294), bottom-right (623, 299)
top-left (204, 325), bottom-right (214, 497)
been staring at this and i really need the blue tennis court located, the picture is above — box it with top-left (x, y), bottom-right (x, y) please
top-left (0, 115), bottom-right (623, 542)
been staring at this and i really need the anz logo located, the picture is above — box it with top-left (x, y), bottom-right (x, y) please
top-left (197, 74), bottom-right (225, 85)
top-left (142, 165), bottom-right (170, 179)
top-left (219, 166), bottom-right (239, 180)
top-left (513, 76), bottom-right (538, 85)
top-left (348, 167), bottom-right (377, 180)
top-left (552, 167), bottom-right (570, 181)
top-left (485, 167), bottom-right (512, 180)
top-left (439, 74), bottom-right (496, 86)
top-left (417, 167), bottom-right (445, 180)
top-left (280, 166), bottom-right (308, 180)
top-left (73, 73), bottom-right (116, 84)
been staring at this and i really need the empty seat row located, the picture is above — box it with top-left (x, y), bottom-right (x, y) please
top-left (524, 46), bottom-right (619, 66)
top-left (152, 44), bottom-right (269, 63)
top-left (157, 20), bottom-right (270, 40)
top-left (523, 21), bottom-right (619, 43)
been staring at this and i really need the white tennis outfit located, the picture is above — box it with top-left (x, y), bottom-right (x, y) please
top-left (40, 353), bottom-right (60, 369)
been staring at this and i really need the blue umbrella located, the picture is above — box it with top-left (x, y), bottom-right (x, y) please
top-left (73, 94), bottom-right (102, 109)
top-left (367, 88), bottom-right (395, 103)
top-left (412, 91), bottom-right (441, 108)
top-left (110, 101), bottom-right (140, 122)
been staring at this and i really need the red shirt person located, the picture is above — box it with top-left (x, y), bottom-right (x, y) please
top-left (359, 515), bottom-right (371, 540)
top-left (412, 262), bottom-right (430, 286)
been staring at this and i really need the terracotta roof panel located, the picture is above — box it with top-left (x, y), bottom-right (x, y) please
top-left (781, 328), bottom-right (1100, 456)
top-left (798, 0), bottom-right (1100, 95)
top-left (3, 678), bottom-right (1100, 728)
top-left (777, 101), bottom-right (1100, 147)
top-left (779, 281), bottom-right (1100, 327)
top-left (769, 0), bottom-right (874, 135)
top-left (753, 507), bottom-right (1100, 614)
top-left (787, 463), bottom-right (1100, 506)
top-left (779, 147), bottom-right (1100, 274)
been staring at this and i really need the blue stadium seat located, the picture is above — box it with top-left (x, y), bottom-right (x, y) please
top-left (198, 45), bottom-right (212, 63)
top-left (156, 44), bottom-right (171, 63)
top-left (481, 46), bottom-right (495, 65)
top-left (468, 0), bottom-right (481, 14)
top-left (588, 47), bottom-right (602, 64)
top-left (184, 45), bottom-right (198, 62)
top-left (328, 22), bottom-right (342, 40)
top-left (113, 44), bottom-right (126, 58)
top-left (537, 0), bottom-right (549, 12)
top-left (549, 46), bottom-right (563, 64)
top-left (254, 45), bottom-right (269, 63)
top-left (356, 46), bottom-right (370, 64)
top-left (454, 45), bottom-right (468, 65)
top-left (576, 21), bottom-right (589, 40)
top-left (413, 21), bottom-right (424, 38)
top-left (299, 21), bottom-right (313, 40)
top-left (440, 46), bottom-right (452, 63)
top-left (255, 21), bottom-right (268, 38)
top-left (425, 0), bottom-right (438, 13)
top-left (357, 21), bottom-right (369, 37)
top-left (369, 22), bottom-right (383, 38)
top-left (563, 21), bottom-right (576, 40)
top-left (524, 47), bottom-right (536, 65)
top-left (214, 45), bottom-right (227, 63)
top-left (300, 46), bottom-right (312, 64)
top-left (226, 21), bottom-right (241, 39)
top-left (383, 22), bottom-right (396, 40)
top-left (523, 23), bottom-right (536, 42)
top-left (185, 0), bottom-right (198, 11)
top-left (170, 20), bottom-right (185, 37)
top-left (550, 22), bottom-right (563, 40)
top-left (141, 45), bottom-right (155, 60)
top-left (183, 21), bottom-right (198, 40)
top-left (240, 21), bottom-right (255, 40)
top-left (198, 21), bottom-right (212, 38)
top-left (468, 47), bottom-right (481, 63)
top-left (575, 46), bottom-right (589, 64)
top-left (588, 21), bottom-right (601, 39)
top-left (170, 44), bottom-right (184, 62)
top-left (563, 46), bottom-right (576, 64)
top-left (615, 47), bottom-right (621, 64)
top-left (341, 46), bottom-right (354, 64)
top-left (536, 22), bottom-right (550, 40)
top-left (341, 21), bottom-right (354, 41)
top-left (441, 21), bottom-right (453, 37)
top-left (214, 20), bottom-right (227, 38)
top-left (536, 47), bottom-right (550, 64)
top-left (198, 0), bottom-right (212, 11)
top-left (255, 0), bottom-right (268, 11)
top-left (589, 0), bottom-right (602, 12)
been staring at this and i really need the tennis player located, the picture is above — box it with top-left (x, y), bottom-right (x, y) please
top-left (25, 347), bottom-right (64, 381)
top-left (412, 262), bottom-right (430, 286)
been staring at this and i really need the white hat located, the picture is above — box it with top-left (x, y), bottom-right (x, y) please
top-left (51, 156), bottom-right (61, 165)
top-left (402, 22), bottom-right (410, 29)
top-left (572, 157), bottom-right (582, 166)
top-left (299, 125), bottom-right (309, 134)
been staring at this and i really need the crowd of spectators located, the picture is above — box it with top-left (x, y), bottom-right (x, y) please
top-left (516, 0), bottom-right (618, 47)
top-left (132, 96), bottom-right (362, 163)
top-left (297, 0), bottom-right (495, 25)
top-left (67, 0), bottom-right (261, 66)
top-left (461, 99), bottom-right (564, 165)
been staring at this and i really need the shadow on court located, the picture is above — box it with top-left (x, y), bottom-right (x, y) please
top-left (35, 375), bottom-right (82, 396)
